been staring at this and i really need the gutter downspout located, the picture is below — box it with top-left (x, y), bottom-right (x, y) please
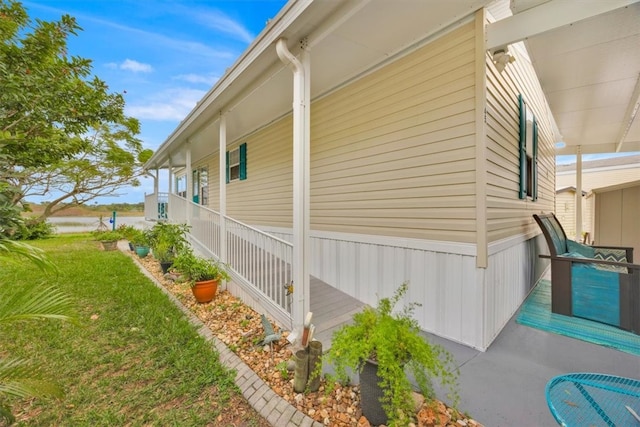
top-left (575, 146), bottom-right (582, 241)
top-left (276, 38), bottom-right (310, 332)
top-left (168, 156), bottom-right (173, 194)
top-left (219, 114), bottom-right (227, 265)
top-left (185, 141), bottom-right (192, 227)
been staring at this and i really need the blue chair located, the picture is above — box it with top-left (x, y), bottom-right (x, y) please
top-left (546, 373), bottom-right (640, 426)
top-left (533, 213), bottom-right (640, 334)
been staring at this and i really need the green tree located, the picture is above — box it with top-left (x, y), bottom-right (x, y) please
top-left (0, 0), bottom-right (152, 221)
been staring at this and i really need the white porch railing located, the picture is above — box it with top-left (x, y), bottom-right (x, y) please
top-left (225, 216), bottom-right (293, 321)
top-left (154, 193), bottom-right (293, 327)
top-left (144, 192), bottom-right (168, 221)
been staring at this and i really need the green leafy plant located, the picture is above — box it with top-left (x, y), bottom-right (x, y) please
top-left (146, 222), bottom-right (190, 263)
top-left (326, 282), bottom-right (459, 426)
top-left (275, 361), bottom-right (289, 380)
top-left (172, 250), bottom-right (230, 285)
top-left (128, 228), bottom-right (151, 248)
top-left (0, 236), bottom-right (73, 423)
top-left (92, 230), bottom-right (123, 242)
top-left (116, 224), bottom-right (139, 241)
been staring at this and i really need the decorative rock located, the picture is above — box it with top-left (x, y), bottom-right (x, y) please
top-left (287, 359), bottom-right (296, 371)
top-left (412, 391), bottom-right (425, 412)
top-left (457, 420), bottom-right (468, 426)
top-left (357, 416), bottom-right (371, 427)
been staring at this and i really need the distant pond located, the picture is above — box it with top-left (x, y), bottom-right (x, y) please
top-left (47, 216), bottom-right (154, 234)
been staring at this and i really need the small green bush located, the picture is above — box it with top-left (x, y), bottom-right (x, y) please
top-left (13, 218), bottom-right (56, 240)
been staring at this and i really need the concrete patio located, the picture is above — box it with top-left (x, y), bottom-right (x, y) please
top-left (427, 304), bottom-right (640, 426)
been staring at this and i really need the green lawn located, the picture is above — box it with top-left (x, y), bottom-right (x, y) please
top-left (0, 234), bottom-right (262, 426)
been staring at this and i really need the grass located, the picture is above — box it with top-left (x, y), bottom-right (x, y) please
top-left (0, 234), bottom-right (263, 426)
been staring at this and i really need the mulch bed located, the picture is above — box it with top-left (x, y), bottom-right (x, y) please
top-left (132, 250), bottom-right (484, 427)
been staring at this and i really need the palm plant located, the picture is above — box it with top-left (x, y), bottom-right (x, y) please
top-left (0, 237), bottom-right (74, 424)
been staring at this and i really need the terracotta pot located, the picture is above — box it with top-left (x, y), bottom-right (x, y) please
top-left (191, 279), bottom-right (218, 303)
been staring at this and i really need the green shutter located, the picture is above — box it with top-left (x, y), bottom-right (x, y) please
top-left (532, 117), bottom-right (538, 201)
top-left (239, 142), bottom-right (247, 180)
top-left (518, 94), bottom-right (527, 200)
top-left (225, 151), bottom-right (230, 183)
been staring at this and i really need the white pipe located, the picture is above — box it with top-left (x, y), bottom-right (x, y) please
top-left (219, 114), bottom-right (227, 264)
top-left (168, 156), bottom-right (173, 194)
top-left (276, 38), bottom-right (310, 332)
top-left (575, 146), bottom-right (583, 241)
top-left (185, 142), bottom-right (192, 226)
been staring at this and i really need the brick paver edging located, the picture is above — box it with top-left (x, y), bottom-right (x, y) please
top-left (122, 243), bottom-right (323, 427)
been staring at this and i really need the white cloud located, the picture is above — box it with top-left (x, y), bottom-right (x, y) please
top-left (174, 73), bottom-right (219, 86)
top-left (125, 88), bottom-right (206, 121)
top-left (194, 10), bottom-right (254, 44)
top-left (121, 59), bottom-right (153, 73)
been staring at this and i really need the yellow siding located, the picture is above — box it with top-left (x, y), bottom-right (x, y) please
top-left (223, 22), bottom-right (478, 242)
top-left (226, 117), bottom-right (293, 227)
top-left (310, 22), bottom-right (477, 242)
top-left (485, 45), bottom-right (556, 243)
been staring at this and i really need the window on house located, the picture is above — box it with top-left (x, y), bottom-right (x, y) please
top-left (226, 142), bottom-right (247, 183)
top-left (518, 94), bottom-right (538, 201)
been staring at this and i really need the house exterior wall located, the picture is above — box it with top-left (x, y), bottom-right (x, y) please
top-left (484, 45), bottom-right (556, 243)
top-left (173, 12), bottom-right (554, 350)
top-left (554, 190), bottom-right (588, 241)
top-left (594, 183), bottom-right (640, 255)
top-left (556, 163), bottom-right (640, 240)
top-left (310, 22), bottom-right (477, 243)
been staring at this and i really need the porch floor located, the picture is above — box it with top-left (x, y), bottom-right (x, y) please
top-left (309, 276), bottom-right (365, 351)
top-left (423, 280), bottom-right (640, 427)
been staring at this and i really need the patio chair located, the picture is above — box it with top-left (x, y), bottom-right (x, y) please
top-left (533, 213), bottom-right (640, 334)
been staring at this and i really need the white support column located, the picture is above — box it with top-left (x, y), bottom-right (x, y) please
top-left (575, 146), bottom-right (583, 241)
top-left (276, 38), bottom-right (310, 332)
top-left (168, 157), bottom-right (173, 194)
top-left (154, 167), bottom-right (159, 195)
top-left (185, 142), bottom-right (192, 226)
top-left (219, 114), bottom-right (227, 264)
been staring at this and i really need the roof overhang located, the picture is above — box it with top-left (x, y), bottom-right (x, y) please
top-left (488, 0), bottom-right (640, 155)
top-left (146, 0), bottom-right (640, 172)
top-left (145, 0), bottom-right (492, 170)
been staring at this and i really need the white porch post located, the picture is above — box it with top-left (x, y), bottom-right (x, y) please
top-left (154, 167), bottom-right (159, 195)
top-left (575, 146), bottom-right (583, 241)
top-left (168, 156), bottom-right (173, 194)
top-left (186, 142), bottom-right (192, 226)
top-left (276, 38), bottom-right (311, 332)
top-left (219, 114), bottom-right (227, 264)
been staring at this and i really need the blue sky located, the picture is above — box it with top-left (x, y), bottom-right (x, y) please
top-left (24, 0), bottom-right (286, 204)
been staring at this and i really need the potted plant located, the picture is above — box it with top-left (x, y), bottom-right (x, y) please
top-left (147, 222), bottom-right (189, 272)
top-left (117, 224), bottom-right (139, 251)
top-left (153, 241), bottom-right (175, 273)
top-left (172, 250), bottom-right (230, 303)
top-left (130, 229), bottom-right (151, 258)
top-left (327, 282), bottom-right (459, 426)
top-left (94, 230), bottom-right (122, 251)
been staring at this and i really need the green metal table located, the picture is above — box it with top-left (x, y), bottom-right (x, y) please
top-left (546, 373), bottom-right (640, 426)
